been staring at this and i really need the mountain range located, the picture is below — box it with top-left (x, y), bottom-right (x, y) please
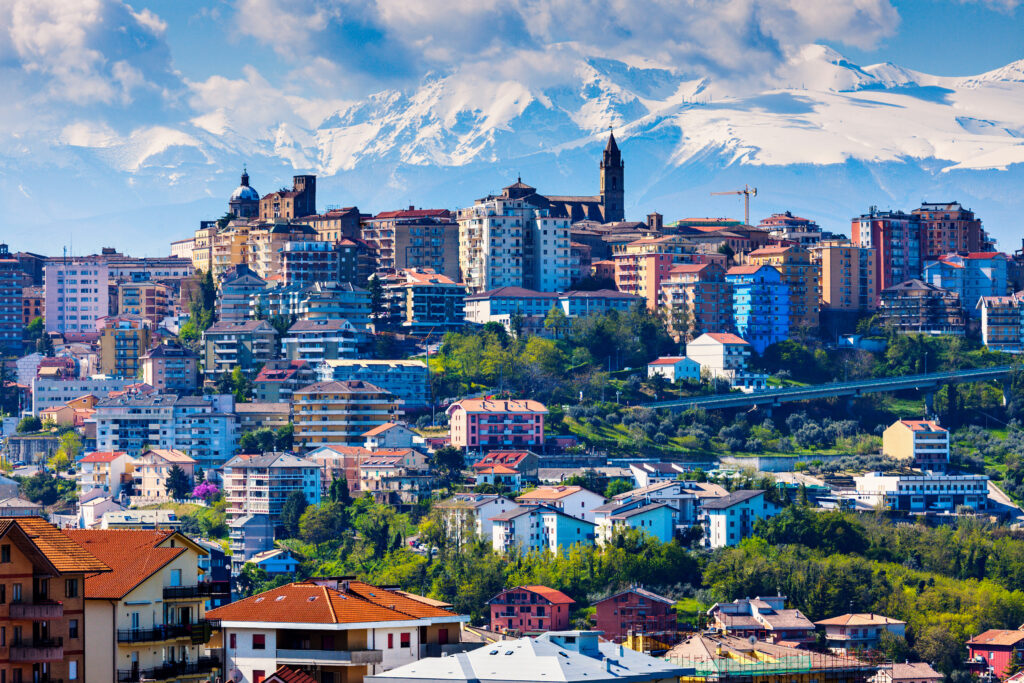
top-left (6, 44), bottom-right (1024, 255)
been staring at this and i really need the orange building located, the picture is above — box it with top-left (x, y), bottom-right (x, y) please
top-left (0, 517), bottom-right (109, 683)
top-left (811, 240), bottom-right (877, 311)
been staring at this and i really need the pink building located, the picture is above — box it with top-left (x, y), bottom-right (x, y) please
top-left (44, 260), bottom-right (110, 341)
top-left (447, 398), bottom-right (547, 450)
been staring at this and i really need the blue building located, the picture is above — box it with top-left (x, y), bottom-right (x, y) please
top-left (725, 264), bottom-right (790, 354)
top-left (924, 252), bottom-right (1007, 318)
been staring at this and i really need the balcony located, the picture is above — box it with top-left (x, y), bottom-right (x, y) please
top-left (117, 620), bottom-right (214, 644)
top-left (12, 596), bottom-right (66, 620)
top-left (163, 584), bottom-right (216, 600)
top-left (11, 636), bottom-right (63, 662)
top-left (116, 656), bottom-right (219, 683)
top-left (420, 643), bottom-right (480, 658)
top-left (277, 648), bottom-right (384, 665)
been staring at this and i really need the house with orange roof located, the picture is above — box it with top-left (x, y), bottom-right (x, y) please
top-left (78, 450), bottom-right (137, 498)
top-left (882, 419), bottom-right (950, 472)
top-left (471, 451), bottom-right (539, 482)
top-left (967, 629), bottom-right (1024, 679)
top-left (515, 485), bottom-right (606, 523)
top-left (447, 398), bottom-right (547, 451)
top-left (646, 356), bottom-right (701, 383)
top-left (206, 578), bottom-right (468, 683)
top-left (487, 585), bottom-right (574, 634)
top-left (134, 449), bottom-right (196, 500)
top-left (363, 422), bottom-right (424, 451)
top-left (815, 612), bottom-right (906, 653)
top-left (685, 332), bottom-right (767, 390)
top-left (0, 517), bottom-right (110, 683)
top-left (358, 450), bottom-right (433, 504)
top-left (63, 528), bottom-right (216, 683)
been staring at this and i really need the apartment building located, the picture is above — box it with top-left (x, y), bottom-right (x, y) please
top-left (363, 208), bottom-right (460, 280)
top-left (210, 221), bottom-right (253, 279)
top-left (282, 319), bottom-right (362, 363)
top-left (882, 419), bottom-right (950, 471)
top-left (724, 265), bottom-right (790, 354)
top-left (207, 578), bottom-right (466, 683)
top-left (592, 587), bottom-right (677, 641)
top-left (877, 279), bottom-right (964, 335)
top-left (222, 452), bottom-right (321, 536)
top-left (218, 264), bottom-right (267, 323)
top-left (702, 490), bottom-right (780, 548)
top-left (381, 268), bottom-right (467, 332)
top-left (98, 316), bottom-right (152, 378)
top-left (435, 493), bottom-right (516, 543)
top-left (463, 287), bottom-right (639, 332)
top-left (64, 529), bottom-right (217, 683)
top-left (913, 201), bottom-right (985, 259)
top-left (853, 471), bottom-right (989, 512)
top-left (852, 208), bottom-right (923, 295)
top-left (141, 341), bottom-right (200, 393)
top-left (490, 505), bottom-right (596, 554)
top-left (202, 320), bottom-right (278, 379)
top-left (134, 449), bottom-right (197, 499)
top-left (258, 175), bottom-right (316, 220)
top-left (78, 450), bottom-right (137, 498)
top-left (615, 236), bottom-right (702, 309)
top-left (279, 238), bottom-right (369, 288)
top-left (43, 260), bottom-right (110, 339)
top-left (117, 281), bottom-right (170, 324)
top-left (748, 244), bottom-right (820, 328)
top-left (294, 381), bottom-right (401, 448)
top-left (458, 191), bottom-right (571, 294)
top-left (979, 294), bottom-right (1023, 352)
top-left (447, 398), bottom-right (547, 450)
top-left (358, 450), bottom-right (433, 505)
top-left (317, 359), bottom-right (429, 409)
top-left (253, 360), bottom-right (316, 403)
top-left (247, 222), bottom-right (318, 280)
top-left (758, 211), bottom-right (836, 247)
top-left (0, 245), bottom-right (23, 352)
top-left (0, 517), bottom-right (110, 683)
top-left (924, 252), bottom-right (1008, 317)
top-left (593, 501), bottom-right (675, 545)
top-left (488, 585), bottom-right (574, 633)
top-left (31, 376), bottom-right (135, 413)
top-left (515, 485), bottom-right (607, 523)
top-left (301, 207), bottom-right (362, 242)
top-left (660, 263), bottom-right (731, 340)
top-left (815, 613), bottom-right (906, 654)
top-left (811, 240), bottom-right (877, 311)
top-left (253, 281), bottom-right (372, 325)
top-left (707, 595), bottom-right (815, 646)
top-left (22, 285), bottom-right (43, 327)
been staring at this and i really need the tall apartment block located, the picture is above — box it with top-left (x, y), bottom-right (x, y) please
top-left (851, 208), bottom-right (922, 297)
top-left (748, 244), bottom-right (820, 328)
top-left (660, 263), bottom-right (732, 341)
top-left (913, 201), bottom-right (985, 259)
top-left (725, 265), bottom-right (790, 354)
top-left (811, 241), bottom-right (878, 312)
top-left (363, 208), bottom-right (460, 280)
top-left (0, 244), bottom-right (24, 351)
top-left (44, 260), bottom-right (110, 339)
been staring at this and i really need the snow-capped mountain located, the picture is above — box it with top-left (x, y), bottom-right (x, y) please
top-left (8, 45), bottom-right (1024, 254)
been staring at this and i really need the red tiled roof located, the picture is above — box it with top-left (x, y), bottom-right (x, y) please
top-left (472, 451), bottom-right (532, 470)
top-left (898, 419), bottom-right (947, 433)
top-left (968, 629), bottom-right (1024, 647)
top-left (363, 422), bottom-right (403, 437)
top-left (268, 666), bottom-right (318, 683)
top-left (493, 585), bottom-right (575, 605)
top-left (517, 486), bottom-right (587, 502)
top-left (374, 209), bottom-right (451, 219)
top-left (2, 518), bottom-right (110, 574)
top-left (63, 529), bottom-right (186, 599)
top-left (702, 332), bottom-right (750, 345)
top-left (79, 451), bottom-right (128, 464)
top-left (648, 356), bottom-right (687, 366)
top-left (477, 465), bottom-right (519, 475)
top-left (726, 265), bottom-right (765, 275)
top-left (449, 398), bottom-right (547, 414)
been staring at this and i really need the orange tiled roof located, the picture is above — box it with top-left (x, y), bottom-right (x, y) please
top-left (79, 451), bottom-right (129, 464)
top-left (702, 332), bottom-right (750, 345)
top-left (450, 398), bottom-right (547, 414)
top-left (268, 666), bottom-right (318, 683)
top-left (344, 580), bottom-right (456, 619)
top-left (497, 585), bottom-right (575, 605)
top-left (2, 518), bottom-right (110, 574)
top-left (968, 629), bottom-right (1024, 647)
top-left (363, 422), bottom-right (403, 437)
top-left (63, 529), bottom-right (185, 599)
top-left (516, 485), bottom-right (586, 502)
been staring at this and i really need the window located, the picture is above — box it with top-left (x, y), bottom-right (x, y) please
top-left (11, 584), bottom-right (20, 602)
top-left (0, 584), bottom-right (4, 604)
top-left (388, 633), bottom-right (394, 648)
top-left (69, 619), bottom-right (79, 639)
top-left (253, 633), bottom-right (266, 650)
top-left (0, 545), bottom-right (8, 563)
top-left (253, 672), bottom-right (265, 683)
top-left (69, 661), bottom-right (78, 680)
top-left (229, 633), bottom-right (236, 649)
top-left (170, 569), bottom-right (181, 586)
top-left (400, 633), bottom-right (411, 648)
top-left (65, 578), bottom-right (78, 598)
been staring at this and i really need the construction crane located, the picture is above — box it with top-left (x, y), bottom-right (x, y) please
top-left (711, 185), bottom-right (757, 226)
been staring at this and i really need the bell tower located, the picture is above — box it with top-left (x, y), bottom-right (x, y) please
top-left (600, 129), bottom-right (624, 222)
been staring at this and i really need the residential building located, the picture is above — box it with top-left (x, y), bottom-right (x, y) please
top-left (874, 663), bottom-right (942, 683)
top-left (924, 252), bottom-right (1008, 316)
top-left (100, 509), bottom-right (182, 530)
top-left (306, 445), bottom-right (372, 496)
top-left (660, 263), bottom-right (732, 340)
top-left (218, 264), bottom-right (267, 322)
top-left (852, 471), bottom-right (989, 512)
top-left (202, 319), bottom-right (278, 379)
top-left (593, 501), bottom-right (675, 545)
top-left (707, 595), bottom-right (815, 646)
top-left (117, 280), bottom-right (170, 324)
top-left (294, 381), bottom-right (402, 448)
top-left (301, 206), bottom-right (362, 242)
top-left (249, 548), bottom-right (301, 576)
top-left (282, 318), bottom-right (363, 363)
top-left (469, 451), bottom-right (539, 484)
top-left (253, 281), bottom-right (372, 325)
top-left (64, 529), bottom-right (217, 683)
top-left (758, 211), bottom-right (837, 247)
top-left (685, 332), bottom-right (766, 390)
top-left (31, 376), bottom-right (136, 413)
top-left (702, 490), bottom-right (780, 548)
top-left (44, 259), bottom-right (109, 339)
top-left (282, 237), bottom-right (372, 287)
top-left (367, 631), bottom-right (686, 683)
top-left (647, 356), bottom-right (701, 383)
top-left (882, 419), bottom-right (950, 471)
top-left (515, 485), bottom-right (606, 523)
top-left (359, 449), bottom-right (433, 505)
top-left (463, 287), bottom-right (557, 325)
top-left (254, 360), bottom-right (317, 403)
top-left (207, 578), bottom-right (467, 683)
top-left (363, 422), bottom-right (424, 451)
top-left (248, 222), bottom-right (319, 281)
top-left (193, 538), bottom-right (231, 610)
top-left (592, 587), bottom-right (676, 641)
top-left (141, 341), bottom-right (200, 394)
top-left (979, 294), bottom-right (1023, 352)
top-left (363, 208), bottom-right (460, 279)
top-left (811, 240), bottom-right (878, 311)
top-left (134, 449), bottom-right (196, 499)
top-left (491, 505), bottom-right (596, 553)
top-left (628, 462), bottom-right (691, 488)
top-left (725, 265), bottom-right (790, 354)
top-left (852, 208), bottom-right (923, 295)
top-left (98, 316), bottom-right (152, 378)
top-left (877, 279), bottom-right (964, 335)
top-left (235, 402), bottom-right (291, 432)
top-left (558, 289), bottom-right (640, 317)
top-left (78, 450), bottom-right (136, 498)
top-left (815, 613), bottom-right (906, 653)
top-left (611, 480), bottom-right (699, 530)
top-left (22, 285), bottom-right (43, 329)
top-left (259, 174), bottom-right (317, 220)
top-left (210, 221), bottom-right (254, 278)
top-left (967, 630), bottom-right (1024, 680)
top-left (748, 244), bottom-right (820, 328)
top-left (0, 245), bottom-right (23, 352)
top-left (0, 517), bottom-right (110, 683)
top-left (488, 585), bottom-right (574, 633)
top-left (447, 398), bottom-right (547, 451)
top-left (318, 359), bottom-right (429, 410)
top-left (228, 514), bottom-right (274, 574)
top-left (435, 493), bottom-right (517, 544)
top-left (38, 394), bottom-right (99, 429)
top-left (913, 201), bottom-right (985, 259)
top-left (0, 497), bottom-right (43, 518)
top-left (381, 268), bottom-right (467, 332)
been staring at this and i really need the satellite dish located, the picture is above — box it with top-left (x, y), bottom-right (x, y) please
top-left (748, 635), bottom-right (757, 645)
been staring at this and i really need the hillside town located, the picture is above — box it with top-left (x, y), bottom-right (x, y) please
top-left (4, 136), bottom-right (1024, 683)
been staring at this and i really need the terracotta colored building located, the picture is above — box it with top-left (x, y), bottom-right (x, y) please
top-left (447, 398), bottom-right (547, 450)
top-left (592, 587), bottom-right (676, 641)
top-left (913, 201), bottom-right (985, 259)
top-left (488, 585), bottom-right (574, 634)
top-left (0, 517), bottom-right (110, 683)
top-left (852, 208), bottom-right (923, 296)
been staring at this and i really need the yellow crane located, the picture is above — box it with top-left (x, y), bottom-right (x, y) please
top-left (711, 185), bottom-right (757, 226)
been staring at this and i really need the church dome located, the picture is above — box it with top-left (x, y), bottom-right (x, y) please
top-left (229, 168), bottom-right (259, 202)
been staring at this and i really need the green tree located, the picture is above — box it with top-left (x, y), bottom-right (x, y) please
top-left (165, 465), bottom-right (192, 500)
top-left (356, 504), bottom-right (403, 559)
top-left (229, 366), bottom-right (252, 403)
top-left (368, 275), bottom-right (386, 321)
top-left (300, 502), bottom-right (347, 552)
top-left (275, 423), bottom-right (294, 451)
top-left (195, 466), bottom-right (205, 482)
top-left (329, 477), bottom-right (352, 506)
top-left (544, 306), bottom-right (570, 339)
top-left (605, 478), bottom-right (634, 498)
top-left (25, 316), bottom-right (44, 341)
top-left (430, 446), bottom-right (465, 489)
top-left (16, 416), bottom-right (41, 434)
top-left (47, 452), bottom-right (71, 473)
top-left (36, 332), bottom-right (55, 357)
top-left (236, 562), bottom-right (269, 598)
top-left (279, 490), bottom-right (308, 537)
top-left (57, 431), bottom-right (82, 463)
top-left (20, 471), bottom-right (60, 505)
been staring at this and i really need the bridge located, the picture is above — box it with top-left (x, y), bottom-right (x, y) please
top-left (644, 366), bottom-right (1014, 412)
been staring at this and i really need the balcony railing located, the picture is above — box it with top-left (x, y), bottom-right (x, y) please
top-left (276, 648), bottom-right (384, 665)
top-left (117, 620), bottom-right (214, 644)
top-left (116, 656), bottom-right (219, 683)
top-left (163, 584), bottom-right (218, 600)
top-left (11, 636), bottom-right (63, 662)
top-left (9, 600), bottom-right (63, 620)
